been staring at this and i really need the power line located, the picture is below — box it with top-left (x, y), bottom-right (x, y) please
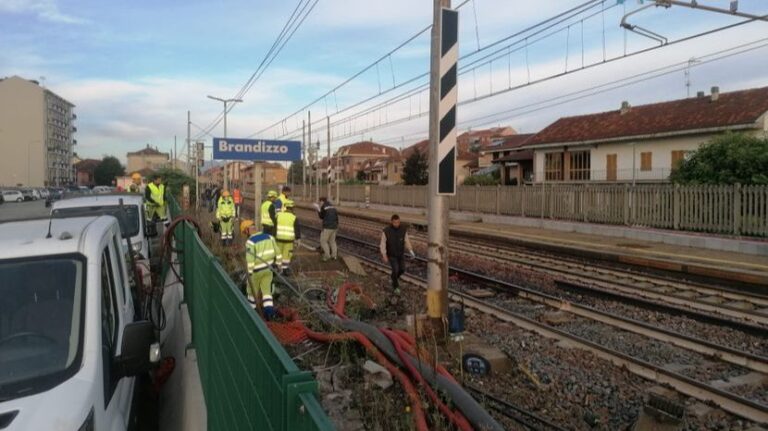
top-left (250, 0), bottom-right (606, 139)
top-left (194, 0), bottom-right (318, 139)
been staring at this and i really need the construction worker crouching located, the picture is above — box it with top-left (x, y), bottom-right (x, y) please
top-left (145, 175), bottom-right (168, 226)
top-left (275, 200), bottom-right (301, 276)
top-left (216, 190), bottom-right (236, 245)
top-left (261, 190), bottom-right (278, 236)
top-left (245, 223), bottom-right (282, 319)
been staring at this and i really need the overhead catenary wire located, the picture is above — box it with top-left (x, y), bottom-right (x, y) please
top-left (194, 0), bottom-right (318, 139)
top-left (285, 15), bottom-right (767, 146)
top-left (248, 0), bottom-right (603, 139)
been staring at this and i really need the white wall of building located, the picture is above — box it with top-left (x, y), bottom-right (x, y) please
top-left (0, 77), bottom-right (46, 187)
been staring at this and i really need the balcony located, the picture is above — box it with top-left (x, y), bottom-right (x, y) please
top-left (72, 126), bottom-right (77, 133)
top-left (72, 113), bottom-right (77, 120)
top-left (73, 139), bottom-right (77, 145)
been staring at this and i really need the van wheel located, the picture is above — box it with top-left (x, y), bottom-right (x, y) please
top-left (16, 198), bottom-right (23, 202)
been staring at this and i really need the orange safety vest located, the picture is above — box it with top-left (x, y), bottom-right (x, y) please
top-left (233, 189), bottom-right (242, 204)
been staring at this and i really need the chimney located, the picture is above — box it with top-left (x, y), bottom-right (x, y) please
top-left (697, 91), bottom-right (705, 98)
top-left (711, 86), bottom-right (720, 102)
top-left (620, 101), bottom-right (631, 115)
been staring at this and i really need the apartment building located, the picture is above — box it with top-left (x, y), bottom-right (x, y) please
top-left (0, 76), bottom-right (77, 187)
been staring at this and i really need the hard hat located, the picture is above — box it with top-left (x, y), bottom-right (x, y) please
top-left (131, 172), bottom-right (141, 180)
top-left (222, 190), bottom-right (231, 197)
top-left (284, 200), bottom-right (295, 209)
top-left (240, 219), bottom-right (255, 235)
top-left (267, 190), bottom-right (278, 198)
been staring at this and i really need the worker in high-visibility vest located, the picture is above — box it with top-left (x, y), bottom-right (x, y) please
top-left (275, 200), bottom-right (301, 275)
top-left (128, 172), bottom-right (143, 194)
top-left (232, 186), bottom-right (243, 219)
top-left (260, 190), bottom-right (278, 236)
top-left (245, 222), bottom-right (282, 319)
top-left (275, 186), bottom-right (291, 212)
top-left (216, 190), bottom-right (236, 245)
top-left (144, 176), bottom-right (168, 225)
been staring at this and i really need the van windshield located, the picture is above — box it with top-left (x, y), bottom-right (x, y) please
top-left (0, 256), bottom-right (85, 401)
top-left (53, 205), bottom-right (141, 237)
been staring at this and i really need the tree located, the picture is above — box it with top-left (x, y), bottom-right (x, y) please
top-left (356, 170), bottom-right (367, 182)
top-left (402, 148), bottom-right (429, 185)
top-left (154, 167), bottom-right (196, 199)
top-left (94, 156), bottom-right (125, 186)
top-left (288, 161), bottom-right (304, 185)
top-left (670, 133), bottom-right (768, 185)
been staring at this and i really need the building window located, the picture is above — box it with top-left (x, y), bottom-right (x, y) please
top-left (544, 152), bottom-right (564, 181)
top-left (640, 152), bottom-right (652, 171)
top-left (569, 151), bottom-right (591, 181)
top-left (671, 150), bottom-right (686, 170)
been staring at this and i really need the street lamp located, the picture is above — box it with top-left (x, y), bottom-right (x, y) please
top-left (207, 95), bottom-right (243, 190)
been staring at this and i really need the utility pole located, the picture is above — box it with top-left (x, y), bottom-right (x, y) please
top-left (173, 136), bottom-right (177, 170)
top-left (327, 116), bottom-right (332, 201)
top-left (427, 0), bottom-right (457, 330)
top-left (308, 111), bottom-right (312, 200)
top-left (316, 140), bottom-right (321, 202)
top-left (302, 120), bottom-right (307, 198)
top-left (207, 95), bottom-right (243, 190)
top-left (186, 111), bottom-right (192, 175)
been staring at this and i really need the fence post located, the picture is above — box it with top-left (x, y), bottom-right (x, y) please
top-left (673, 183), bottom-right (681, 230)
top-left (623, 184), bottom-right (630, 226)
top-left (496, 184), bottom-right (501, 215)
top-left (475, 184), bottom-right (480, 213)
top-left (521, 184), bottom-right (526, 217)
top-left (733, 183), bottom-right (741, 235)
top-left (365, 185), bottom-right (370, 208)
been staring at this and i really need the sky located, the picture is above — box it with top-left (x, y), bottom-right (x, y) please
top-left (1, 0), bottom-right (768, 163)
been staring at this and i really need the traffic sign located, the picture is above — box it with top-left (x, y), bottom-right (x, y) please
top-left (212, 138), bottom-right (301, 161)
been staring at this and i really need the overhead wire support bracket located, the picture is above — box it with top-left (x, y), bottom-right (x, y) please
top-left (621, 3), bottom-right (669, 45)
top-left (655, 0), bottom-right (768, 21)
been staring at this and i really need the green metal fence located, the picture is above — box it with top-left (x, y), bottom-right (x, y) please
top-left (167, 198), bottom-right (333, 431)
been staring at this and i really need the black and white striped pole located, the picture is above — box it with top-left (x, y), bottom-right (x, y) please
top-left (427, 0), bottom-right (457, 327)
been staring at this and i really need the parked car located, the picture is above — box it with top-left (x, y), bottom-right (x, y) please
top-left (0, 215), bottom-right (160, 430)
top-left (19, 189), bottom-right (36, 201)
top-left (1, 190), bottom-right (24, 202)
top-left (44, 189), bottom-right (65, 207)
top-left (37, 188), bottom-right (49, 199)
top-left (0, 193), bottom-right (4, 204)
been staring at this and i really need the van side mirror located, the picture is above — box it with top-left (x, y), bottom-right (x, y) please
top-left (116, 320), bottom-right (160, 378)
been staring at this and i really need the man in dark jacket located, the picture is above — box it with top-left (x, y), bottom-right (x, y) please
top-left (316, 196), bottom-right (338, 261)
top-left (379, 214), bottom-right (415, 292)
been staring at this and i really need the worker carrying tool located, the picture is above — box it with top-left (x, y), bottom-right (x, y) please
top-left (145, 175), bottom-right (168, 226)
top-left (260, 190), bottom-right (279, 236)
top-left (275, 186), bottom-right (291, 212)
top-left (244, 222), bottom-right (282, 319)
top-left (275, 200), bottom-right (301, 275)
top-left (128, 172), bottom-right (143, 194)
top-left (380, 214), bottom-right (416, 293)
top-left (232, 185), bottom-right (242, 219)
top-left (216, 190), bottom-right (236, 245)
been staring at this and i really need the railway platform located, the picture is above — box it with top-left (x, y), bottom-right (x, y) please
top-left (294, 201), bottom-right (768, 288)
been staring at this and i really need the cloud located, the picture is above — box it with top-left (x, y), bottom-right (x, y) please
top-left (0, 0), bottom-right (87, 24)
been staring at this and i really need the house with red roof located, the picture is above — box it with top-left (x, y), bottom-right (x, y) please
top-left (523, 86), bottom-right (768, 183)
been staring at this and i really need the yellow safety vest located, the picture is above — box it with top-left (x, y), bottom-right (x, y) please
top-left (277, 194), bottom-right (289, 212)
top-left (261, 200), bottom-right (275, 226)
top-left (276, 212), bottom-right (296, 241)
top-left (217, 197), bottom-right (235, 218)
top-left (246, 233), bottom-right (282, 272)
top-left (147, 183), bottom-right (165, 206)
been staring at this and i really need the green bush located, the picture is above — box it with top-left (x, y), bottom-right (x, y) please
top-left (463, 174), bottom-right (499, 186)
top-left (670, 133), bottom-right (768, 185)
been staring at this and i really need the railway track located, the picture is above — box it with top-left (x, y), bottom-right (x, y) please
top-left (304, 211), bottom-right (768, 328)
top-left (300, 228), bottom-right (768, 425)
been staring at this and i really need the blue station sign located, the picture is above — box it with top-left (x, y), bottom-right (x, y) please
top-left (212, 137), bottom-right (301, 161)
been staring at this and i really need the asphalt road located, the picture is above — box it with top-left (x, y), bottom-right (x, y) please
top-left (0, 199), bottom-right (50, 221)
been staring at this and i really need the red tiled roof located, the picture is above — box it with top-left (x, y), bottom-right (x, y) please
top-left (484, 134), bottom-right (535, 153)
top-left (401, 138), bottom-right (475, 160)
top-left (127, 145), bottom-right (169, 157)
top-left (495, 150), bottom-right (534, 163)
top-left (526, 87), bottom-right (768, 146)
top-left (337, 141), bottom-right (399, 157)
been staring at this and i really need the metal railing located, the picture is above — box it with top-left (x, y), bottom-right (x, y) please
top-left (166, 198), bottom-right (334, 431)
top-left (289, 183), bottom-right (768, 237)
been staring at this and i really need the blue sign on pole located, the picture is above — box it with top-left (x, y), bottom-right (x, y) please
top-left (212, 137), bottom-right (302, 161)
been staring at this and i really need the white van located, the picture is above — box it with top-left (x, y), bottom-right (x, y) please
top-left (52, 194), bottom-right (155, 261)
top-left (0, 215), bottom-right (159, 430)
